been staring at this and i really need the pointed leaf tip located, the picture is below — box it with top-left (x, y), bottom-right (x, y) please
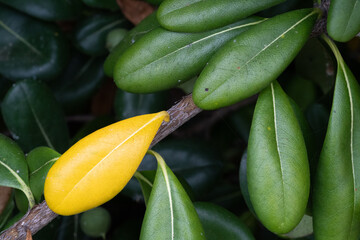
top-left (44, 111), bottom-right (169, 215)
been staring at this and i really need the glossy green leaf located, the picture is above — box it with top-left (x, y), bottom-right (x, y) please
top-left (134, 170), bottom-right (156, 206)
top-left (295, 38), bottom-right (336, 94)
top-left (0, 197), bottom-right (14, 230)
top-left (0, 0), bottom-right (83, 21)
top-left (140, 151), bottom-right (205, 239)
top-left (104, 12), bottom-right (160, 77)
top-left (239, 151), bottom-right (255, 215)
top-left (157, 0), bottom-right (284, 32)
top-left (114, 17), bottom-right (264, 93)
top-left (82, 0), bottom-right (118, 11)
top-left (313, 37), bottom-right (360, 240)
top-left (27, 147), bottom-right (60, 203)
top-left (282, 214), bottom-right (313, 239)
top-left (50, 53), bottom-right (105, 114)
top-left (74, 13), bottom-right (131, 56)
top-left (193, 9), bottom-right (318, 110)
top-left (247, 81), bottom-right (310, 234)
top-left (0, 5), bottom-right (69, 81)
top-left (194, 202), bottom-right (255, 240)
top-left (114, 90), bottom-right (168, 120)
top-left (106, 28), bottom-right (128, 52)
top-left (139, 139), bottom-right (223, 197)
top-left (1, 80), bottom-right (70, 153)
top-left (327, 0), bottom-right (360, 42)
top-left (0, 134), bottom-right (34, 209)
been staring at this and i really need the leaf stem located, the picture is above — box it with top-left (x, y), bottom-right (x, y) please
top-left (23, 187), bottom-right (35, 209)
top-left (321, 34), bottom-right (343, 63)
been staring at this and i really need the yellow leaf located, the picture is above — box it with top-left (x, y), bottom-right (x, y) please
top-left (44, 111), bottom-right (169, 215)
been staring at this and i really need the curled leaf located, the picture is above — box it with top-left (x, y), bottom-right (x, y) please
top-left (44, 111), bottom-right (169, 215)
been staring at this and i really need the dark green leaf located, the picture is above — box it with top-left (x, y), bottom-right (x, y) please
top-left (82, 0), bottom-right (118, 11)
top-left (2, 212), bottom-right (24, 230)
top-left (0, 134), bottom-right (34, 209)
top-left (239, 151), bottom-right (255, 215)
top-left (295, 38), bottom-right (336, 94)
top-left (229, 105), bottom-right (255, 142)
top-left (104, 12), bottom-right (160, 77)
top-left (140, 151), bottom-right (205, 239)
top-left (327, 0), bottom-right (360, 42)
top-left (202, 183), bottom-right (242, 212)
top-left (114, 17), bottom-right (263, 93)
top-left (50, 53), bottom-right (106, 114)
top-left (157, 0), bottom-right (284, 32)
top-left (14, 189), bottom-right (28, 213)
top-left (194, 202), bottom-right (255, 240)
top-left (74, 13), bottom-right (131, 56)
top-left (134, 171), bottom-right (156, 206)
top-left (139, 139), bottom-right (223, 198)
top-left (144, 0), bottom-right (165, 5)
top-left (0, 197), bottom-right (14, 230)
top-left (247, 81), bottom-right (310, 234)
top-left (27, 147), bottom-right (60, 203)
top-left (0, 0), bottom-right (83, 21)
top-left (1, 80), bottom-right (70, 153)
top-left (114, 90), bottom-right (168, 120)
top-left (313, 37), bottom-right (360, 240)
top-left (0, 5), bottom-right (69, 81)
top-left (193, 9), bottom-right (318, 110)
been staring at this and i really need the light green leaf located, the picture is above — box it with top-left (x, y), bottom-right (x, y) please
top-left (27, 147), bottom-right (60, 203)
top-left (247, 81), bottom-right (310, 234)
top-left (282, 214), bottom-right (313, 239)
top-left (157, 0), bottom-right (284, 32)
top-left (0, 134), bottom-right (34, 209)
top-left (194, 202), bottom-right (255, 240)
top-left (114, 17), bottom-right (264, 93)
top-left (193, 8), bottom-right (318, 110)
top-left (140, 150), bottom-right (205, 240)
top-left (313, 36), bottom-right (360, 240)
top-left (327, 0), bottom-right (360, 42)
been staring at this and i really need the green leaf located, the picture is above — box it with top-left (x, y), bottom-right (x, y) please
top-left (228, 105), bottom-right (255, 142)
top-left (282, 214), bottom-right (313, 239)
top-left (114, 90), bottom-right (168, 120)
top-left (140, 150), bottom-right (205, 239)
top-left (239, 151), bottom-right (255, 215)
top-left (0, 4), bottom-right (69, 81)
top-left (0, 197), bottom-right (14, 230)
top-left (0, 134), bottom-right (34, 209)
top-left (313, 37), bottom-right (360, 240)
top-left (104, 11), bottom-right (160, 77)
top-left (144, 0), bottom-right (165, 5)
top-left (50, 53), bottom-right (106, 114)
top-left (0, 0), bottom-right (83, 21)
top-left (134, 170), bottom-right (156, 206)
top-left (247, 81), bottom-right (310, 234)
top-left (27, 147), bottom-right (60, 203)
top-left (157, 0), bottom-right (284, 32)
top-left (295, 38), bottom-right (336, 94)
top-left (14, 189), bottom-right (28, 213)
top-left (82, 0), bottom-right (119, 11)
top-left (74, 13), bottom-right (131, 56)
top-left (139, 139), bottom-right (223, 197)
top-left (193, 9), bottom-right (318, 110)
top-left (194, 202), bottom-right (255, 240)
top-left (106, 28), bottom-right (128, 52)
top-left (114, 17), bottom-right (264, 93)
top-left (1, 80), bottom-right (70, 153)
top-left (327, 0), bottom-right (360, 42)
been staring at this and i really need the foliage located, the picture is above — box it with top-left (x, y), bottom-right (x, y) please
top-left (0, 0), bottom-right (360, 239)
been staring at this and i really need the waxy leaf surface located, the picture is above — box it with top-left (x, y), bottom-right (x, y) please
top-left (157, 0), bottom-right (284, 32)
top-left (0, 5), bottom-right (69, 81)
top-left (194, 202), bottom-right (255, 240)
top-left (313, 40), bottom-right (360, 240)
top-left (193, 9), bottom-right (318, 110)
top-left (44, 111), bottom-right (169, 216)
top-left (327, 0), bottom-right (360, 42)
top-left (0, 0), bottom-right (83, 21)
top-left (247, 81), bottom-right (310, 234)
top-left (140, 151), bottom-right (205, 239)
top-left (114, 17), bottom-right (263, 93)
top-left (1, 80), bottom-right (70, 153)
